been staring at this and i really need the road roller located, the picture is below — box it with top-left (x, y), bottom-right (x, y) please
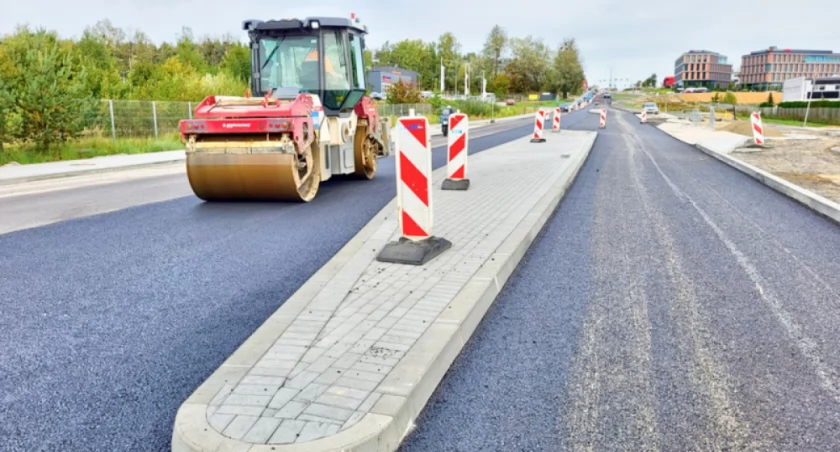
top-left (178, 14), bottom-right (392, 202)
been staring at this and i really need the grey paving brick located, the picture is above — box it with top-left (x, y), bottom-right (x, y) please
top-left (333, 352), bottom-right (362, 369)
top-left (313, 369), bottom-right (342, 386)
top-left (358, 392), bottom-right (382, 412)
top-left (344, 369), bottom-right (386, 384)
top-left (262, 408), bottom-right (278, 417)
top-left (314, 393), bottom-right (364, 411)
top-left (302, 403), bottom-right (354, 422)
top-left (208, 413), bottom-right (235, 432)
top-left (269, 419), bottom-right (307, 443)
top-left (293, 383), bottom-right (328, 402)
top-left (325, 385), bottom-right (369, 401)
top-left (273, 401), bottom-right (307, 419)
top-left (267, 387), bottom-right (299, 409)
top-left (285, 371), bottom-right (320, 390)
top-left (222, 394), bottom-right (272, 407)
top-left (340, 411), bottom-right (366, 431)
top-left (208, 384), bottom-right (233, 406)
top-left (249, 367), bottom-right (291, 378)
top-left (240, 376), bottom-right (286, 386)
top-left (214, 405), bottom-right (265, 416)
top-left (297, 414), bottom-right (344, 425)
top-left (288, 361), bottom-right (308, 379)
top-left (351, 361), bottom-right (392, 375)
top-left (242, 417), bottom-right (281, 443)
top-left (336, 375), bottom-right (379, 392)
top-left (232, 384), bottom-right (280, 396)
top-left (359, 354), bottom-right (400, 367)
top-left (221, 415), bottom-right (259, 440)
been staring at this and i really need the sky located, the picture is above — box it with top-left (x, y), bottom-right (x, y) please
top-left (2, 0), bottom-right (838, 89)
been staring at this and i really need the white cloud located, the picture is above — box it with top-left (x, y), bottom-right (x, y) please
top-left (1, 0), bottom-right (837, 88)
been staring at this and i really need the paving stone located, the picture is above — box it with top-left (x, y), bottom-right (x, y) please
top-left (205, 133), bottom-right (590, 445)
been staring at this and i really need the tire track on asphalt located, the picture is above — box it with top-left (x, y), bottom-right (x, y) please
top-left (621, 112), bottom-right (840, 405)
top-left (564, 124), bottom-right (660, 452)
top-left (617, 113), bottom-right (763, 451)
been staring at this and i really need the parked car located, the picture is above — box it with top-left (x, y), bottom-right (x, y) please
top-left (506, 98), bottom-right (516, 105)
top-left (643, 102), bottom-right (660, 115)
top-left (560, 103), bottom-right (572, 112)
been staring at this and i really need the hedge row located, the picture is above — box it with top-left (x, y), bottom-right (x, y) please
top-left (777, 100), bottom-right (840, 108)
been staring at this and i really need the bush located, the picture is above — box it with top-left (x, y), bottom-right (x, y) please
top-left (385, 79), bottom-right (421, 104)
top-left (778, 100), bottom-right (840, 108)
top-left (723, 91), bottom-right (737, 105)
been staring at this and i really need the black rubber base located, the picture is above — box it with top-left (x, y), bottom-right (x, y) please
top-left (442, 178), bottom-right (470, 191)
top-left (530, 138), bottom-right (546, 143)
top-left (376, 236), bottom-right (452, 266)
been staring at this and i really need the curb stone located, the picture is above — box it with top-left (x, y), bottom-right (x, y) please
top-left (0, 115), bottom-right (535, 187)
top-left (170, 131), bottom-right (598, 452)
top-left (693, 142), bottom-right (840, 226)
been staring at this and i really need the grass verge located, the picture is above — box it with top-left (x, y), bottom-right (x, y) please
top-left (1, 134), bottom-right (183, 165)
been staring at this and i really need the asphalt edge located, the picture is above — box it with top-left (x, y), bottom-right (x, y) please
top-left (0, 114), bottom-right (536, 187)
top-left (693, 142), bottom-right (840, 226)
top-left (0, 158), bottom-right (186, 186)
top-left (169, 130), bottom-right (597, 452)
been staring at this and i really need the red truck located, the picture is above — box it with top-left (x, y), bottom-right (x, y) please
top-left (663, 76), bottom-right (675, 88)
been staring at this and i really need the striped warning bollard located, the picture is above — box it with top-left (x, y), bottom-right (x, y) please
top-left (552, 107), bottom-right (561, 132)
top-left (376, 115), bottom-right (451, 265)
top-left (531, 109), bottom-right (546, 143)
top-left (640, 109), bottom-right (647, 124)
top-left (751, 111), bottom-right (764, 145)
top-left (599, 109), bottom-right (607, 128)
top-left (442, 113), bottom-right (470, 190)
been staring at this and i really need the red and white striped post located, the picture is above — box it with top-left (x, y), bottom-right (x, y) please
top-left (751, 111), bottom-right (765, 145)
top-left (442, 113), bottom-right (470, 190)
top-left (640, 109), bottom-right (647, 124)
top-left (377, 115), bottom-right (452, 265)
top-left (599, 108), bottom-right (607, 128)
top-left (531, 108), bottom-right (547, 143)
top-left (552, 107), bottom-right (561, 132)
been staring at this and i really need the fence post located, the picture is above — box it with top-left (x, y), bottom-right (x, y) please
top-left (152, 101), bottom-right (159, 139)
top-left (188, 102), bottom-right (193, 119)
top-left (108, 99), bottom-right (117, 142)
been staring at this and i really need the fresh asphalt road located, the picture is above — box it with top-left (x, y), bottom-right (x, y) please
top-left (0, 110), bottom-right (591, 452)
top-left (400, 107), bottom-right (840, 451)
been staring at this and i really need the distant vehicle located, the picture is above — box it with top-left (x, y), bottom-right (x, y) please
top-left (370, 92), bottom-right (385, 100)
top-left (643, 102), bottom-right (660, 115)
top-left (663, 76), bottom-right (675, 88)
top-left (602, 92), bottom-right (611, 98)
top-left (506, 98), bottom-right (516, 105)
top-left (420, 90), bottom-right (434, 99)
top-left (560, 103), bottom-right (572, 112)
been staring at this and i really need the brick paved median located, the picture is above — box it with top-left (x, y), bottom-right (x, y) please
top-left (172, 130), bottom-right (597, 451)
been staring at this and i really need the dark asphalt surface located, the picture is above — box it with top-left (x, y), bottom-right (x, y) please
top-left (0, 111), bottom-right (591, 452)
top-left (400, 106), bottom-right (840, 451)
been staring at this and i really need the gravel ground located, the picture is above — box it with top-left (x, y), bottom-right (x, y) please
top-left (399, 107), bottom-right (840, 451)
top-left (732, 135), bottom-right (840, 203)
top-left (0, 111), bottom-right (591, 452)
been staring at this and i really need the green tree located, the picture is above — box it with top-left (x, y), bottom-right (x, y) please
top-left (481, 25), bottom-right (508, 78)
top-left (723, 91), bottom-right (738, 105)
top-left (220, 44), bottom-right (251, 85)
top-left (506, 36), bottom-right (551, 93)
top-left (550, 38), bottom-right (585, 99)
top-left (386, 79), bottom-right (421, 104)
top-left (437, 32), bottom-right (461, 92)
top-left (0, 77), bottom-right (13, 151)
top-left (2, 28), bottom-right (99, 152)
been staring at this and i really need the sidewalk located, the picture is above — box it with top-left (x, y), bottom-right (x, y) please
top-left (171, 130), bottom-right (597, 451)
top-left (0, 114), bottom-right (535, 186)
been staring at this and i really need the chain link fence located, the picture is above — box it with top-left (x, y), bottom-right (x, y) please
top-left (91, 100), bottom-right (433, 141)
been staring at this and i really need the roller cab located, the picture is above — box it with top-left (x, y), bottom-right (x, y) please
top-left (179, 15), bottom-right (392, 202)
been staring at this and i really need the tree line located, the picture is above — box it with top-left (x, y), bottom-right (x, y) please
top-left (376, 26), bottom-right (586, 99)
top-left (0, 20), bottom-right (586, 150)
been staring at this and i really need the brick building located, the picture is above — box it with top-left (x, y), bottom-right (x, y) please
top-left (674, 50), bottom-right (733, 89)
top-left (740, 46), bottom-right (840, 90)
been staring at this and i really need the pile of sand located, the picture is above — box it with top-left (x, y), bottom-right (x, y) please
top-left (721, 120), bottom-right (784, 137)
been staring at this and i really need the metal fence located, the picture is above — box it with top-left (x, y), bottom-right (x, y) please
top-left (90, 100), bottom-right (434, 141)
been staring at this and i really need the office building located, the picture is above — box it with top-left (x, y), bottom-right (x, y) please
top-left (740, 47), bottom-right (840, 90)
top-left (366, 66), bottom-right (418, 93)
top-left (674, 50), bottom-right (733, 89)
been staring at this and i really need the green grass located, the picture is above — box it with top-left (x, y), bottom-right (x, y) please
top-left (1, 134), bottom-right (183, 165)
top-left (734, 113), bottom-right (839, 128)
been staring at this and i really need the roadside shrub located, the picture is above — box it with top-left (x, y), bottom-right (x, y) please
top-left (778, 100), bottom-right (840, 108)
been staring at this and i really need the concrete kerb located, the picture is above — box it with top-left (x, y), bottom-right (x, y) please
top-left (0, 114), bottom-right (535, 187)
top-left (649, 118), bottom-right (840, 227)
top-left (693, 142), bottom-right (840, 226)
top-left (170, 130), bottom-right (598, 452)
